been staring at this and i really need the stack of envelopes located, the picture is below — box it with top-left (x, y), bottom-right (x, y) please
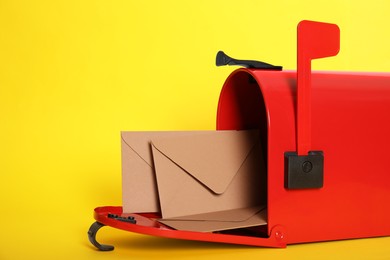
top-left (121, 130), bottom-right (267, 232)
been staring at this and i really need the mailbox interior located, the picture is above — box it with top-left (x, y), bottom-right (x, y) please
top-left (216, 70), bottom-right (269, 237)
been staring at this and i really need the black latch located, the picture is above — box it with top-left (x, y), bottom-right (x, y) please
top-left (216, 51), bottom-right (282, 70)
top-left (108, 214), bottom-right (137, 224)
top-left (285, 151), bottom-right (324, 189)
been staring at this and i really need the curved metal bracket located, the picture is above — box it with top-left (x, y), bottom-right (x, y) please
top-left (87, 221), bottom-right (114, 251)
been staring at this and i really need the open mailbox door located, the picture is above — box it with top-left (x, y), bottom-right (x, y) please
top-left (88, 21), bottom-right (390, 251)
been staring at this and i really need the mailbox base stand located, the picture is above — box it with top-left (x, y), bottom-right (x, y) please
top-left (88, 222), bottom-right (115, 251)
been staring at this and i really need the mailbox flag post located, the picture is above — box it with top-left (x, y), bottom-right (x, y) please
top-left (297, 20), bottom-right (340, 155)
top-left (285, 21), bottom-right (340, 189)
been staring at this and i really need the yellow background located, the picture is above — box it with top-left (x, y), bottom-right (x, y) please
top-left (1, 0), bottom-right (390, 259)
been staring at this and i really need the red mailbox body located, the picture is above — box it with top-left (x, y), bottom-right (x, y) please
top-left (89, 21), bottom-right (390, 250)
top-left (217, 69), bottom-right (390, 245)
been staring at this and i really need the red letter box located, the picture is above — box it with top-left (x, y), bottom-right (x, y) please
top-left (88, 20), bottom-right (390, 250)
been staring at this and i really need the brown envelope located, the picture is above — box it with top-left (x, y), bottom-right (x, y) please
top-left (121, 131), bottom-right (219, 213)
top-left (159, 206), bottom-right (267, 232)
top-left (151, 130), bottom-right (267, 231)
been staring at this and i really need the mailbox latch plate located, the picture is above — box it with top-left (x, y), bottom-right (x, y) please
top-left (284, 151), bottom-right (324, 189)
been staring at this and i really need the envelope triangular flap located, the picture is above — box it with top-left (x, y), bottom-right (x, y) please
top-left (121, 131), bottom-right (195, 166)
top-left (121, 131), bottom-right (156, 167)
top-left (151, 130), bottom-right (259, 194)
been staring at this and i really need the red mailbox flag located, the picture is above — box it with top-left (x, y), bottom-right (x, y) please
top-left (297, 20), bottom-right (340, 155)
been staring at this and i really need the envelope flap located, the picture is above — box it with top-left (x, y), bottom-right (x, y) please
top-left (121, 131), bottom-right (192, 166)
top-left (151, 130), bottom-right (259, 194)
top-left (121, 132), bottom-right (155, 166)
top-left (158, 207), bottom-right (267, 233)
top-left (163, 205), bottom-right (265, 222)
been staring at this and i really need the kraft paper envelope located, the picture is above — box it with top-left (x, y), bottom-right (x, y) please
top-left (151, 130), bottom-right (267, 231)
top-left (121, 131), bottom-right (220, 213)
top-left (159, 207), bottom-right (267, 232)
